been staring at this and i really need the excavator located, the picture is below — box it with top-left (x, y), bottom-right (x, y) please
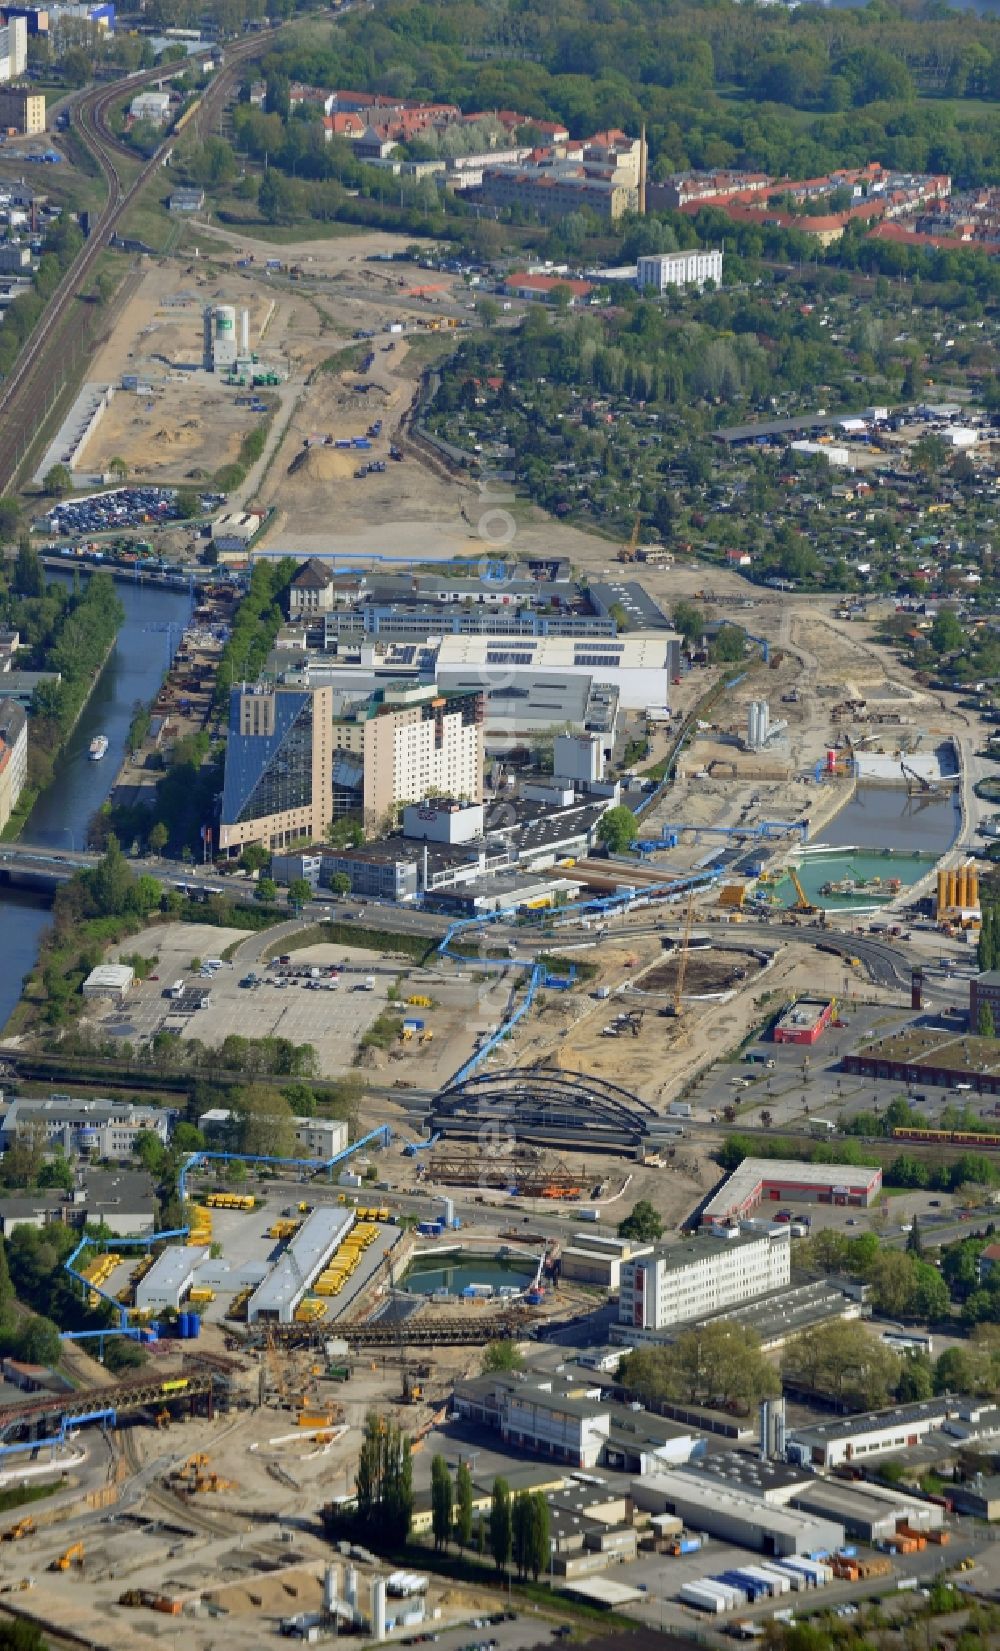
top-left (49, 1543), bottom-right (84, 1572)
top-left (2, 1517), bottom-right (34, 1542)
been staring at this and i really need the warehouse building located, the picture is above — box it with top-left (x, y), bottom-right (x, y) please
top-left (618, 1228), bottom-right (791, 1334)
top-left (951, 1476), bottom-right (1000, 1521)
top-left (787, 1398), bottom-right (965, 1469)
top-left (135, 1245), bottom-right (210, 1312)
top-left (81, 963), bottom-right (134, 1004)
top-left (702, 1158), bottom-right (882, 1227)
top-left (789, 1478), bottom-right (943, 1543)
top-left (434, 633), bottom-right (680, 712)
top-left (631, 1469), bottom-right (844, 1556)
top-left (772, 997), bottom-right (835, 1046)
top-left (247, 1206), bottom-right (354, 1324)
top-left (560, 1233), bottom-right (653, 1290)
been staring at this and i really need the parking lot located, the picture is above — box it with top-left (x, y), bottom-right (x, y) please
top-left (34, 485), bottom-right (220, 538)
top-left (96, 923), bottom-right (512, 1081)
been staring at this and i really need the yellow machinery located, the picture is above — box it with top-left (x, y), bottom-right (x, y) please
top-left (49, 1543), bottom-right (84, 1572)
top-left (670, 891), bottom-right (696, 1019)
top-left (618, 512), bottom-right (641, 563)
top-left (2, 1518), bottom-right (35, 1542)
top-left (718, 884), bottom-right (746, 910)
top-left (406, 996), bottom-right (432, 1008)
top-left (788, 867), bottom-right (819, 915)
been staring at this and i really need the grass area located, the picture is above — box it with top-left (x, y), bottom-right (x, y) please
top-left (213, 210), bottom-right (366, 244)
top-left (118, 190), bottom-right (181, 255)
top-left (358, 1009), bottom-right (405, 1053)
top-left (0, 1481), bottom-right (60, 1517)
top-left (318, 342), bottom-right (365, 375)
top-left (403, 332), bottom-right (464, 370)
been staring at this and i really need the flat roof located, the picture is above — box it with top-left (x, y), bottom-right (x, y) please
top-left (83, 964), bottom-right (134, 989)
top-left (636, 1228), bottom-right (779, 1275)
top-left (790, 1397), bottom-right (957, 1445)
top-left (248, 1206), bottom-right (354, 1317)
top-left (563, 1579), bottom-right (647, 1609)
top-left (137, 1244), bottom-right (208, 1295)
top-left (703, 1157), bottom-right (882, 1222)
top-left (776, 997), bottom-right (833, 1030)
top-left (635, 1470), bottom-right (842, 1541)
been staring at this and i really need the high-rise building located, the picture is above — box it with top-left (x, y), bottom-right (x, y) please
top-left (618, 1228), bottom-right (791, 1334)
top-left (0, 16), bottom-right (26, 80)
top-left (0, 85), bottom-right (43, 131)
top-left (219, 679), bottom-right (484, 850)
top-left (219, 683), bottom-right (334, 854)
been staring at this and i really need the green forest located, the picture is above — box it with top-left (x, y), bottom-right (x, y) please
top-left (253, 0), bottom-right (1000, 187)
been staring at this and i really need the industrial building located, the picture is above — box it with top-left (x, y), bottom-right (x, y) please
top-left (0, 697), bottom-right (26, 833)
top-left (788, 1479), bottom-right (944, 1544)
top-left (203, 303), bottom-right (248, 372)
top-left (290, 558), bottom-right (338, 617)
top-left (135, 1245), bottom-right (210, 1312)
top-left (772, 997), bottom-right (835, 1046)
top-left (618, 1228), bottom-right (791, 1334)
top-left (786, 1398), bottom-right (968, 1469)
top-left (452, 1372), bottom-right (702, 1473)
top-left (81, 963), bottom-right (134, 1004)
top-left (560, 1233), bottom-right (653, 1290)
top-left (130, 89), bottom-right (171, 124)
top-left (433, 633), bottom-right (680, 712)
top-left (247, 1206), bottom-right (355, 1324)
top-left (0, 1169), bottom-right (156, 1237)
top-left (701, 1158), bottom-right (882, 1227)
top-left (631, 1469), bottom-right (844, 1556)
top-left (212, 511), bottom-right (263, 553)
top-left (0, 1094), bottom-right (170, 1159)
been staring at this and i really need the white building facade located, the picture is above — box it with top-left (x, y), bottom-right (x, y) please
top-left (637, 249), bottom-right (723, 293)
top-left (619, 1229), bottom-right (791, 1333)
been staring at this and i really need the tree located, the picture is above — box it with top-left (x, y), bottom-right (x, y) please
top-left (431, 1453), bottom-right (453, 1551)
top-left (330, 872), bottom-right (352, 896)
top-left (231, 1084), bottom-right (296, 1158)
top-left (18, 1314), bottom-right (62, 1366)
top-left (906, 1218), bottom-right (924, 1257)
top-left (672, 599), bottom-right (702, 645)
top-left (354, 1409), bottom-right (413, 1546)
top-left (596, 805), bottom-right (636, 854)
top-left (149, 821), bottom-right (169, 856)
top-left (0, 497), bottom-right (20, 540)
top-left (712, 625), bottom-right (746, 663)
top-left (511, 1490), bottom-right (531, 1581)
top-left (476, 297), bottom-right (499, 328)
top-left (618, 1200), bottom-right (663, 1243)
top-left (240, 843), bottom-right (271, 874)
top-left (527, 1492), bottom-right (549, 1581)
top-left (979, 1003), bottom-right (996, 1040)
top-left (489, 1478), bottom-right (512, 1576)
top-left (868, 1250), bottom-right (916, 1317)
top-left (254, 876), bottom-right (278, 904)
top-left (621, 1323), bottom-right (778, 1413)
top-left (174, 489), bottom-right (201, 520)
top-left (455, 1460), bottom-right (473, 1551)
top-left (43, 463), bottom-right (72, 497)
top-left (88, 834), bottom-right (134, 917)
top-left (483, 1339), bottom-right (524, 1372)
top-left (930, 609), bottom-right (964, 654)
top-left (0, 1238), bottom-right (14, 1315)
top-left (12, 537), bottom-right (43, 597)
top-left (288, 878), bottom-right (312, 909)
top-left (37, 1153), bottom-right (73, 1191)
top-left (782, 1321), bottom-right (902, 1410)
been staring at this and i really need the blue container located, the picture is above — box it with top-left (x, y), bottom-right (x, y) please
top-left (187, 1313), bottom-right (200, 1341)
top-left (177, 1312), bottom-right (191, 1339)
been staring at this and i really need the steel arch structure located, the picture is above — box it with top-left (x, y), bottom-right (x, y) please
top-left (430, 1067), bottom-right (654, 1149)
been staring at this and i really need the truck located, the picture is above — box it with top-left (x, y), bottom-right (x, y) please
top-left (165, 979), bottom-right (184, 999)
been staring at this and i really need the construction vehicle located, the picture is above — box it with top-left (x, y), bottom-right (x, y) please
top-left (2, 1518), bottom-right (35, 1542)
top-left (49, 1543), bottom-right (84, 1571)
top-left (118, 1590), bottom-right (181, 1614)
top-left (787, 867), bottom-right (819, 916)
top-left (401, 1369), bottom-right (423, 1404)
top-left (407, 995), bottom-right (432, 1008)
top-left (617, 511), bottom-right (641, 564)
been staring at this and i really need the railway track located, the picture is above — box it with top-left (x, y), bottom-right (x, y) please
top-left (0, 34), bottom-right (275, 490)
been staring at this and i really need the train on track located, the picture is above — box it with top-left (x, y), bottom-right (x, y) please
top-left (891, 1126), bottom-right (1000, 1148)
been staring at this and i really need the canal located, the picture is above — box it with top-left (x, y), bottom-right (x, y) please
top-left (0, 575), bottom-right (192, 1032)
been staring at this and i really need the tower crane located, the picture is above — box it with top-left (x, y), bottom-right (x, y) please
top-left (671, 890), bottom-right (696, 1018)
top-left (618, 512), bottom-right (641, 563)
